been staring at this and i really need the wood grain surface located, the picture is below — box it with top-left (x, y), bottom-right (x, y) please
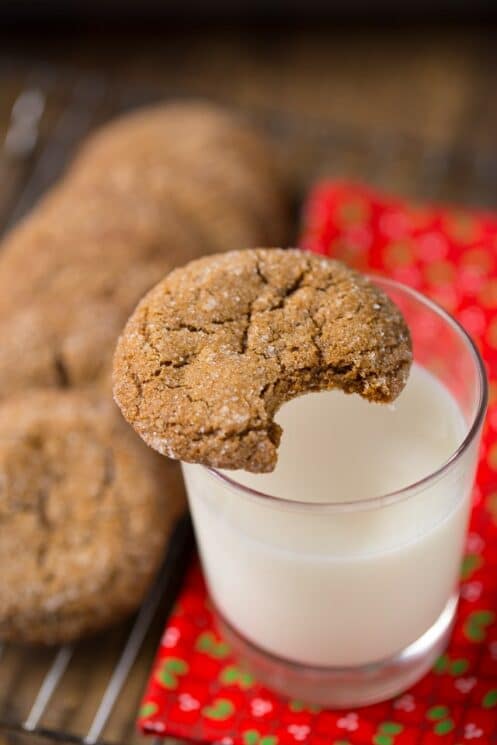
top-left (2, 26), bottom-right (496, 147)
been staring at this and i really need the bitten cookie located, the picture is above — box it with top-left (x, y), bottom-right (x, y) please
top-left (113, 248), bottom-right (412, 473)
top-left (0, 389), bottom-right (185, 644)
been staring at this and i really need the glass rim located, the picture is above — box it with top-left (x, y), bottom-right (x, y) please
top-left (203, 276), bottom-right (488, 514)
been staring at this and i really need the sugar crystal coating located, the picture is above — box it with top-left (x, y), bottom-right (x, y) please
top-left (113, 249), bottom-right (412, 473)
top-left (0, 389), bottom-right (185, 644)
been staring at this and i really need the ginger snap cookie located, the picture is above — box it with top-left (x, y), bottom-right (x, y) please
top-left (113, 248), bottom-right (412, 473)
top-left (70, 102), bottom-right (284, 197)
top-left (0, 255), bottom-right (177, 396)
top-left (0, 102), bottom-right (289, 393)
top-left (0, 186), bottom-right (202, 319)
top-left (68, 102), bottom-right (288, 249)
top-left (0, 103), bottom-right (289, 644)
top-left (0, 389), bottom-right (185, 644)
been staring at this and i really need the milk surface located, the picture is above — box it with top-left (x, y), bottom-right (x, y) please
top-left (183, 363), bottom-right (477, 667)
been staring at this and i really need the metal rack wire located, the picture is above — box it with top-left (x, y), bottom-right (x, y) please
top-left (1, 58), bottom-right (497, 745)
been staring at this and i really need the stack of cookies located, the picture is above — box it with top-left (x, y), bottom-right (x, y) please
top-left (0, 102), bottom-right (289, 644)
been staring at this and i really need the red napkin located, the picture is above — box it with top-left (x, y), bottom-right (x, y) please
top-left (138, 182), bottom-right (497, 745)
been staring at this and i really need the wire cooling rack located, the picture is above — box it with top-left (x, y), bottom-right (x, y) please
top-left (1, 57), bottom-right (497, 745)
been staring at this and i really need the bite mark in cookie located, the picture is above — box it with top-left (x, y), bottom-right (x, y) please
top-left (113, 249), bottom-right (412, 473)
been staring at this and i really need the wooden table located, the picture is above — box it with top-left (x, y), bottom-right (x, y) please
top-left (3, 25), bottom-right (497, 149)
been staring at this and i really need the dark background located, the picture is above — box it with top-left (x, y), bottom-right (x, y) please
top-left (2, 15), bottom-right (496, 158)
top-left (2, 1), bottom-right (497, 22)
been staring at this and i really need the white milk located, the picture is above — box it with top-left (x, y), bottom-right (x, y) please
top-left (182, 363), bottom-right (478, 667)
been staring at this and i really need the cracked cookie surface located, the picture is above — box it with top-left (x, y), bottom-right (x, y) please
top-left (0, 389), bottom-right (185, 644)
top-left (113, 248), bottom-right (412, 473)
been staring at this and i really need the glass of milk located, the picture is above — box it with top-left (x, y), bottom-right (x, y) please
top-left (181, 277), bottom-right (487, 707)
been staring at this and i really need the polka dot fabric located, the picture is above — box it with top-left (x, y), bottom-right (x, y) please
top-left (138, 182), bottom-right (497, 745)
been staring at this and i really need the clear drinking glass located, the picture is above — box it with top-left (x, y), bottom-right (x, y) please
top-left (181, 278), bottom-right (487, 707)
